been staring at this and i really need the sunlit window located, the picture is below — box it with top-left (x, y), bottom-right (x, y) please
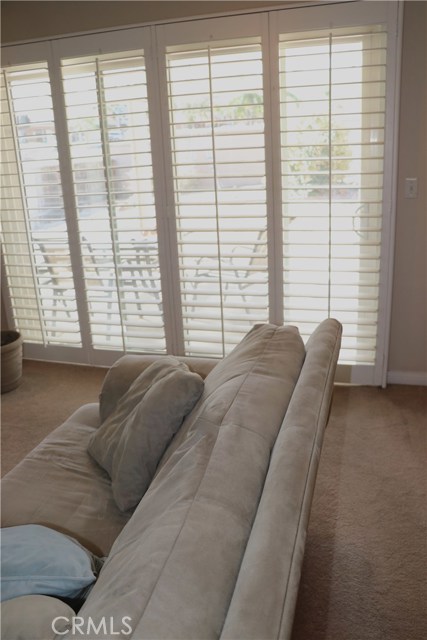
top-left (280, 28), bottom-right (386, 364)
top-left (0, 3), bottom-right (398, 382)
top-left (61, 51), bottom-right (166, 353)
top-left (166, 39), bottom-right (268, 357)
top-left (1, 63), bottom-right (81, 346)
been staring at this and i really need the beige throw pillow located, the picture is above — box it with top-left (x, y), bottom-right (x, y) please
top-left (88, 358), bottom-right (204, 512)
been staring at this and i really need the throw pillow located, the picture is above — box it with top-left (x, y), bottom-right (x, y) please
top-left (98, 356), bottom-right (191, 429)
top-left (1, 595), bottom-right (75, 639)
top-left (0, 525), bottom-right (102, 603)
top-left (88, 358), bottom-right (204, 511)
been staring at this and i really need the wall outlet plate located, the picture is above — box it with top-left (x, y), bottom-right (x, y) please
top-left (404, 177), bottom-right (418, 199)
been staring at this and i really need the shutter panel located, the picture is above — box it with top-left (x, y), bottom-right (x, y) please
top-left (61, 51), bottom-right (166, 353)
top-left (1, 63), bottom-right (81, 346)
top-left (279, 26), bottom-right (387, 366)
top-left (165, 38), bottom-right (269, 357)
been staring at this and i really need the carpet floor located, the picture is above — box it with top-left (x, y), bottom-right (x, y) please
top-left (1, 359), bottom-right (106, 477)
top-left (1, 360), bottom-right (426, 640)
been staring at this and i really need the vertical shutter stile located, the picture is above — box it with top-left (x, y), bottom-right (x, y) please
top-left (207, 43), bottom-right (226, 358)
top-left (328, 32), bottom-right (333, 320)
top-left (94, 56), bottom-right (126, 352)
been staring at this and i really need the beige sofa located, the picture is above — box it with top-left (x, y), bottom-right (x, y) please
top-left (1, 319), bottom-right (342, 639)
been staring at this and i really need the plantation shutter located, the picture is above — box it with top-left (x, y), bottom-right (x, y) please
top-left (1, 62), bottom-right (81, 347)
top-left (164, 35), bottom-right (269, 357)
top-left (1, 3), bottom-right (400, 381)
top-left (275, 9), bottom-right (391, 381)
top-left (61, 50), bottom-right (166, 353)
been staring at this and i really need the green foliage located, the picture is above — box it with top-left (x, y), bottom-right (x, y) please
top-left (183, 92), bottom-right (263, 126)
top-left (180, 91), bottom-right (353, 199)
top-left (286, 114), bottom-right (352, 198)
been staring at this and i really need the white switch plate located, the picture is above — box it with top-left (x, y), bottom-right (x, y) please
top-left (405, 177), bottom-right (418, 199)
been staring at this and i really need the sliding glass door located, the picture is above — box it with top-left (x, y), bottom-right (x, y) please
top-left (0, 1), bottom-right (401, 382)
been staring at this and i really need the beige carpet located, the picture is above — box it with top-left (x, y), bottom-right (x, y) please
top-left (292, 384), bottom-right (427, 640)
top-left (1, 359), bottom-right (106, 476)
top-left (1, 360), bottom-right (426, 640)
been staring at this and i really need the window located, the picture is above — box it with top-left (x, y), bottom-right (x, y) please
top-left (61, 50), bottom-right (166, 353)
top-left (0, 2), bottom-right (401, 383)
top-left (165, 37), bottom-right (268, 357)
top-left (279, 27), bottom-right (387, 366)
top-left (1, 62), bottom-right (81, 347)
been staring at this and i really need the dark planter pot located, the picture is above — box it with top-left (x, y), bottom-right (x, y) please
top-left (1, 330), bottom-right (23, 393)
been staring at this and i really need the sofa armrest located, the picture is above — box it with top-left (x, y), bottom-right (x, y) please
top-left (99, 354), bottom-right (218, 423)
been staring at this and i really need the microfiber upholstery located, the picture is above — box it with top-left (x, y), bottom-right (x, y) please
top-left (99, 355), bottom-right (217, 424)
top-left (88, 358), bottom-right (204, 512)
top-left (0, 404), bottom-right (130, 558)
top-left (221, 318), bottom-right (342, 640)
top-left (71, 324), bottom-right (306, 640)
top-left (0, 595), bottom-right (75, 640)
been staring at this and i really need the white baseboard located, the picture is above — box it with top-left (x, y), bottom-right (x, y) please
top-left (387, 370), bottom-right (427, 386)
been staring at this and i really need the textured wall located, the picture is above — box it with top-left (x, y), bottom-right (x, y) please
top-left (1, 1), bottom-right (287, 42)
top-left (388, 0), bottom-right (427, 379)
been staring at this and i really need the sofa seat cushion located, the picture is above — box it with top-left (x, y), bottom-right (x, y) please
top-left (74, 324), bottom-right (306, 639)
top-left (88, 358), bottom-right (204, 512)
top-left (1, 405), bottom-right (131, 557)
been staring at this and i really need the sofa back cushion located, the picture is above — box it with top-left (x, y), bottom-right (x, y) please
top-left (220, 318), bottom-right (342, 640)
top-left (73, 324), bottom-right (306, 640)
